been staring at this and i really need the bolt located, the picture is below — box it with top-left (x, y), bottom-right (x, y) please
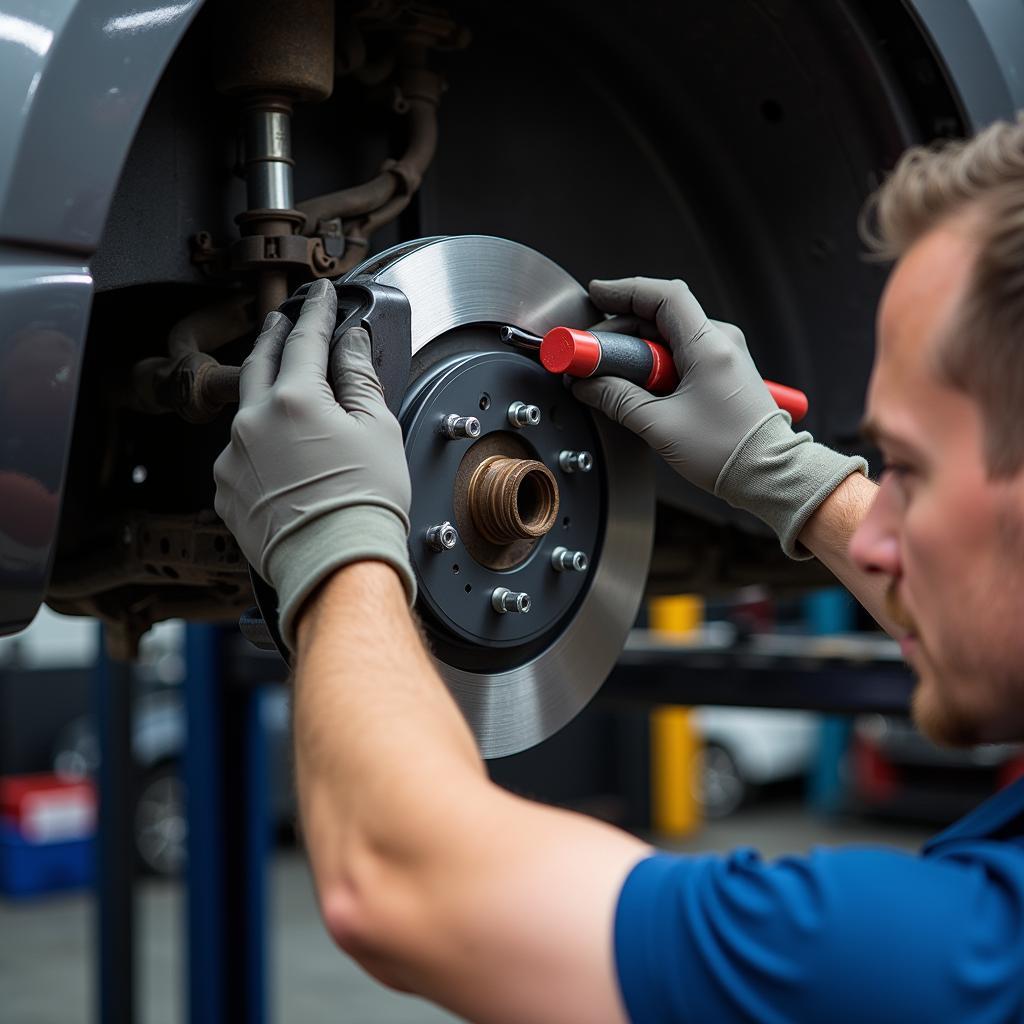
top-left (551, 546), bottom-right (589, 573)
top-left (443, 414), bottom-right (482, 439)
top-left (558, 450), bottom-right (593, 474)
top-left (425, 521), bottom-right (458, 552)
top-left (491, 587), bottom-right (532, 614)
top-left (507, 401), bottom-right (541, 428)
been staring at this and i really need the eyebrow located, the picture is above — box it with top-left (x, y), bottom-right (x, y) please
top-left (859, 416), bottom-right (924, 458)
top-left (859, 416), bottom-right (884, 446)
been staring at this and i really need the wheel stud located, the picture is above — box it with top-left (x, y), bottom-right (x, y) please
top-left (507, 401), bottom-right (541, 428)
top-left (551, 546), bottom-right (588, 573)
top-left (491, 587), bottom-right (532, 614)
top-left (559, 450), bottom-right (593, 473)
top-left (443, 414), bottom-right (482, 439)
top-left (425, 521), bottom-right (459, 552)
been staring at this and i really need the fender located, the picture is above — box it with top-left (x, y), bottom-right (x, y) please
top-left (0, 1), bottom-right (204, 632)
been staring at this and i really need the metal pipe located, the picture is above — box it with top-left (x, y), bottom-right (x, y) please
top-left (196, 363), bottom-right (242, 411)
top-left (168, 294), bottom-right (255, 359)
top-left (297, 94), bottom-right (440, 235)
top-left (256, 272), bottom-right (289, 321)
top-left (244, 101), bottom-right (294, 211)
top-left (296, 172), bottom-right (399, 228)
top-left (390, 99), bottom-right (439, 193)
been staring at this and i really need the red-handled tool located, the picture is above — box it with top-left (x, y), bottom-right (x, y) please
top-left (499, 325), bottom-right (809, 423)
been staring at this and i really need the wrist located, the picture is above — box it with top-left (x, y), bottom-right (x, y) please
top-left (798, 470), bottom-right (878, 557)
top-left (268, 505), bottom-right (416, 652)
top-left (714, 411), bottom-right (868, 558)
top-left (295, 560), bottom-right (408, 656)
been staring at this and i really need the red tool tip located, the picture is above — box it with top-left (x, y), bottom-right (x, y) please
top-left (540, 327), bottom-right (602, 377)
top-left (764, 381), bottom-right (809, 423)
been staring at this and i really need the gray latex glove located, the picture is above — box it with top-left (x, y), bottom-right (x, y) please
top-left (213, 278), bottom-right (415, 651)
top-left (573, 277), bottom-right (866, 557)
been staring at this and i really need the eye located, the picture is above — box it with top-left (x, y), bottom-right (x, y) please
top-left (880, 462), bottom-right (913, 484)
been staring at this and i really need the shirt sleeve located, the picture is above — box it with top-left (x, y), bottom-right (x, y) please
top-left (614, 843), bottom-right (1024, 1024)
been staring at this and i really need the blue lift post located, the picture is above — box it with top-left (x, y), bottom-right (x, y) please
top-left (94, 626), bottom-right (137, 1024)
top-left (803, 588), bottom-right (858, 815)
top-left (184, 623), bottom-right (270, 1024)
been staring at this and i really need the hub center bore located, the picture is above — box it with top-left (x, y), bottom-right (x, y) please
top-left (468, 456), bottom-right (560, 545)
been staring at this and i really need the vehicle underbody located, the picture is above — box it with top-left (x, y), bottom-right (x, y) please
top-left (5, 0), bottom-right (1012, 751)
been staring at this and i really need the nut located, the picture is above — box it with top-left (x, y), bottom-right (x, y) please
top-left (425, 522), bottom-right (458, 552)
top-left (551, 546), bottom-right (589, 573)
top-left (507, 401), bottom-right (541, 428)
top-left (443, 414), bottom-right (482, 439)
top-left (558, 450), bottom-right (593, 473)
top-left (491, 587), bottom-right (532, 614)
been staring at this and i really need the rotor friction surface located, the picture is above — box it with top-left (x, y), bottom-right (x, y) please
top-left (346, 236), bottom-right (655, 757)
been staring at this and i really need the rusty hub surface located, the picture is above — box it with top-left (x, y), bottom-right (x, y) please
top-left (453, 433), bottom-right (559, 569)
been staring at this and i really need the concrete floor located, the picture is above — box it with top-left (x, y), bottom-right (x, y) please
top-left (2, 800), bottom-right (935, 1024)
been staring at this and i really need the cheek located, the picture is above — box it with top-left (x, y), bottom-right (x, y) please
top-left (899, 486), bottom-right (989, 634)
top-left (903, 485), bottom-right (1024, 671)
top-left (899, 502), bottom-right (951, 615)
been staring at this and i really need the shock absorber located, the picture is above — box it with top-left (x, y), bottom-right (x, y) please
top-left (215, 0), bottom-right (336, 317)
top-left (235, 95), bottom-right (305, 317)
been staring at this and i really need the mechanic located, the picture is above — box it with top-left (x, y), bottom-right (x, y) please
top-left (213, 114), bottom-right (1024, 1023)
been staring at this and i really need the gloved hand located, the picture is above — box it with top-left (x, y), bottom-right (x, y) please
top-left (573, 277), bottom-right (866, 557)
top-left (213, 278), bottom-right (415, 651)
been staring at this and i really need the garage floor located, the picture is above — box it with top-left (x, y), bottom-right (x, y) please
top-left (2, 800), bottom-right (934, 1024)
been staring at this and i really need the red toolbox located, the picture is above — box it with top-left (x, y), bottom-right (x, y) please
top-left (0, 774), bottom-right (96, 898)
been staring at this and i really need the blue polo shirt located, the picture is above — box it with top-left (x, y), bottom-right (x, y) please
top-left (615, 777), bottom-right (1024, 1022)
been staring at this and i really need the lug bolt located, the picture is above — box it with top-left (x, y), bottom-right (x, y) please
top-left (443, 414), bottom-right (482, 439)
top-left (551, 546), bottom-right (589, 573)
top-left (425, 521), bottom-right (458, 552)
top-left (507, 401), bottom-right (541, 428)
top-left (491, 587), bottom-right (532, 614)
top-left (559, 450), bottom-right (593, 473)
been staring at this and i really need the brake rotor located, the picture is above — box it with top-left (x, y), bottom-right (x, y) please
top-left (344, 236), bottom-right (655, 758)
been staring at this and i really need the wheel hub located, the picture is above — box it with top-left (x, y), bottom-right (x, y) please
top-left (402, 349), bottom-right (601, 649)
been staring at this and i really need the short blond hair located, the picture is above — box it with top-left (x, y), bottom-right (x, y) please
top-left (862, 113), bottom-right (1024, 476)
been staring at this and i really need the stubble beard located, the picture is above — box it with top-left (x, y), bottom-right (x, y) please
top-left (886, 582), bottom-right (979, 747)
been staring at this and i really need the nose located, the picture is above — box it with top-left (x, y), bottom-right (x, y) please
top-left (848, 478), bottom-right (902, 577)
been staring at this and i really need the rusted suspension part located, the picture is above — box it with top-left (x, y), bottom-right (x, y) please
top-left (467, 456), bottom-right (559, 546)
top-left (295, 12), bottom-right (469, 269)
top-left (125, 294), bottom-right (253, 423)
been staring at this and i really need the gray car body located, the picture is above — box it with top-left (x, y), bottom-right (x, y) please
top-left (0, 0), bottom-right (1022, 636)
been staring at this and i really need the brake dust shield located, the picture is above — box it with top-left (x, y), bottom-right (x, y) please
top-left (345, 236), bottom-right (654, 758)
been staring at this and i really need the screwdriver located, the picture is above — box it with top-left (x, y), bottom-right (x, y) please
top-left (500, 325), bottom-right (809, 423)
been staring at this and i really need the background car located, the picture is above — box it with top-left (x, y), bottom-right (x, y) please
top-left (695, 708), bottom-right (819, 819)
top-left (52, 686), bottom-right (295, 876)
top-left (850, 714), bottom-right (1024, 825)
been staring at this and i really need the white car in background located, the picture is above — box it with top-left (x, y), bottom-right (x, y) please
top-left (694, 708), bottom-right (819, 818)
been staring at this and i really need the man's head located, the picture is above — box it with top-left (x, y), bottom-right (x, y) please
top-left (850, 114), bottom-right (1024, 746)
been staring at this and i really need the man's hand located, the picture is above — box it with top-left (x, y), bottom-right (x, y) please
top-left (213, 278), bottom-right (415, 650)
top-left (574, 276), bottom-right (867, 556)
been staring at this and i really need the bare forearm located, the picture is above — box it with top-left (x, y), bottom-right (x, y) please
top-left (292, 562), bottom-right (485, 898)
top-left (797, 472), bottom-right (899, 636)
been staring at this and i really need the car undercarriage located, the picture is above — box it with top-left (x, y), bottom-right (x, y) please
top-left (2, 0), bottom-right (1021, 752)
